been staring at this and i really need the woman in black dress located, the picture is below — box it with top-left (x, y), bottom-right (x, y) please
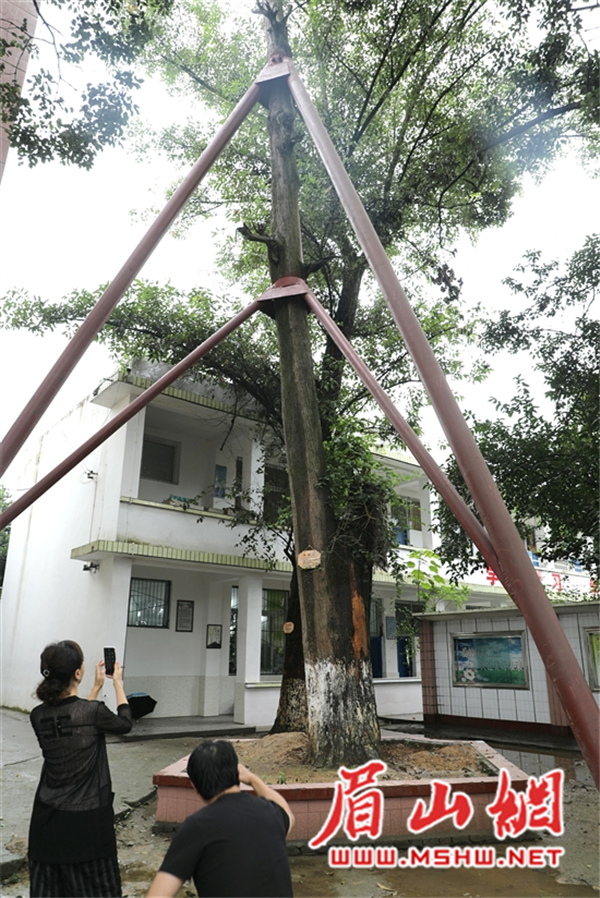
top-left (28, 640), bottom-right (132, 897)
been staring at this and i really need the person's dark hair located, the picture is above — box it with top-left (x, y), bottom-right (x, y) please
top-left (36, 640), bottom-right (84, 705)
top-left (186, 740), bottom-right (240, 800)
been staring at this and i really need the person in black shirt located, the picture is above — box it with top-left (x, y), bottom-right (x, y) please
top-left (28, 640), bottom-right (132, 897)
top-left (147, 739), bottom-right (295, 898)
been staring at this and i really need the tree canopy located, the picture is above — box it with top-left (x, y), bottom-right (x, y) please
top-left (436, 234), bottom-right (599, 580)
top-left (139, 0), bottom-right (599, 243)
top-left (1, 0), bottom-right (173, 168)
top-left (5, 0), bottom-right (598, 435)
top-left (129, 0), bottom-right (599, 431)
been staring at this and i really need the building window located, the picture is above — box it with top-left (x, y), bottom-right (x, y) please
top-left (586, 629), bottom-right (600, 690)
top-left (261, 589), bottom-right (288, 675)
top-left (391, 496), bottom-right (421, 545)
top-left (141, 437), bottom-right (179, 484)
top-left (369, 599), bottom-right (382, 638)
top-left (214, 464), bottom-right (227, 498)
top-left (229, 586), bottom-right (238, 675)
top-left (370, 599), bottom-right (383, 678)
top-left (395, 602), bottom-right (415, 677)
top-left (524, 524), bottom-right (542, 567)
top-left (235, 457), bottom-right (244, 510)
top-left (128, 578), bottom-right (171, 628)
top-left (263, 464), bottom-right (289, 524)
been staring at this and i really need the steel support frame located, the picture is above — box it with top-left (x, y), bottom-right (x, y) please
top-left (286, 61), bottom-right (599, 786)
top-left (0, 57), bottom-right (597, 783)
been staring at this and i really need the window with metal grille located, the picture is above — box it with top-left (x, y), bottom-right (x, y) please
top-left (261, 589), bottom-right (288, 675)
top-left (127, 578), bottom-right (171, 628)
top-left (395, 602), bottom-right (416, 677)
top-left (140, 437), bottom-right (180, 484)
top-left (369, 598), bottom-right (382, 637)
top-left (214, 464), bottom-right (227, 498)
top-left (263, 465), bottom-right (289, 524)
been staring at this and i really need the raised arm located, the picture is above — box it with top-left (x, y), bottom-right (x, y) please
top-left (94, 661), bottom-right (132, 734)
top-left (238, 763), bottom-right (295, 834)
top-left (87, 660), bottom-right (105, 701)
top-left (146, 871), bottom-right (184, 897)
top-left (109, 660), bottom-right (128, 707)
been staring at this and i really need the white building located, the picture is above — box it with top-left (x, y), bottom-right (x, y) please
top-left (1, 362), bottom-right (432, 725)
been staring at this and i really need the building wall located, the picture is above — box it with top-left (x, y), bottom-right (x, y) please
top-left (419, 620), bottom-right (438, 717)
top-left (214, 679), bottom-right (424, 729)
top-left (422, 606), bottom-right (599, 729)
top-left (123, 564), bottom-right (235, 717)
top-left (0, 399), bottom-right (133, 710)
top-left (93, 394), bottom-right (142, 541)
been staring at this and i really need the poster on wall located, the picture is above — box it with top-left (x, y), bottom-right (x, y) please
top-left (385, 616), bottom-right (397, 640)
top-left (453, 633), bottom-right (528, 687)
top-left (206, 624), bottom-right (222, 649)
top-left (176, 600), bottom-right (194, 632)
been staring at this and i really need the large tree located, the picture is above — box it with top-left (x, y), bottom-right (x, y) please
top-left (2, 0), bottom-right (599, 761)
top-left (436, 234), bottom-right (599, 581)
top-left (228, 1), bottom-right (378, 762)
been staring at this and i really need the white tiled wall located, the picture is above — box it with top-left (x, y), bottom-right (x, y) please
top-left (431, 606), bottom-right (600, 724)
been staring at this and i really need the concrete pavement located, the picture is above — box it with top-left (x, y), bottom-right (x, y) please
top-left (1, 708), bottom-right (256, 878)
top-left (2, 707), bottom-right (592, 881)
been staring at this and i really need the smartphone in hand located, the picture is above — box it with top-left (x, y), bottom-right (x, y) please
top-left (104, 646), bottom-right (116, 677)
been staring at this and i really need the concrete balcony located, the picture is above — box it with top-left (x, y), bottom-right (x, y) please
top-left (115, 497), bottom-right (286, 559)
top-left (71, 497), bottom-right (292, 571)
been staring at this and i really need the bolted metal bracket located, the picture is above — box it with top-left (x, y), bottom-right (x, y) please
top-left (255, 57), bottom-right (291, 109)
top-left (258, 276), bottom-right (308, 301)
top-left (255, 58), bottom-right (291, 84)
top-left (256, 276), bottom-right (309, 317)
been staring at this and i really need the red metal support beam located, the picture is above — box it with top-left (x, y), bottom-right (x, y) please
top-left (0, 80), bottom-right (263, 479)
top-left (0, 301), bottom-right (261, 531)
top-left (287, 63), bottom-right (600, 786)
top-left (301, 286), bottom-right (504, 574)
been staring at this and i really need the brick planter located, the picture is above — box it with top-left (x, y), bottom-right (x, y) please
top-left (153, 737), bottom-right (528, 846)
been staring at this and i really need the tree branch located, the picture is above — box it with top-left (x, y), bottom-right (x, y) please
top-left (487, 102), bottom-right (582, 148)
top-left (158, 53), bottom-right (229, 102)
top-left (237, 223), bottom-right (281, 257)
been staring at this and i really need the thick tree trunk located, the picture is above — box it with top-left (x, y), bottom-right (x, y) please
top-left (270, 567), bottom-right (308, 734)
top-left (259, 1), bottom-right (380, 766)
top-left (319, 255), bottom-right (368, 435)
